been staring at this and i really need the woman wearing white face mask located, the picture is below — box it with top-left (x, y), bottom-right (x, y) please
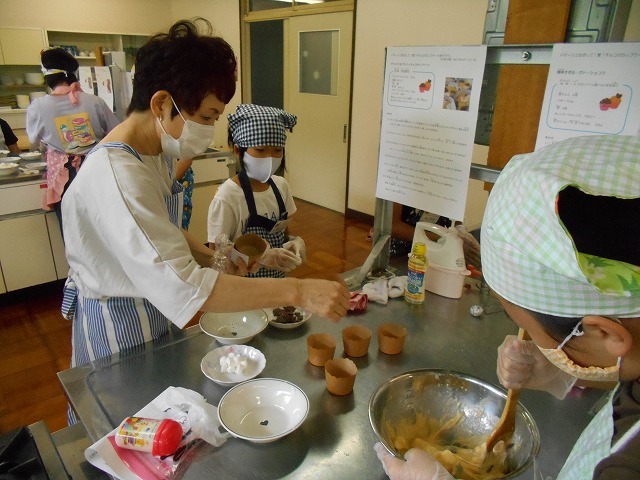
top-left (60, 21), bottom-right (350, 424)
top-left (207, 104), bottom-right (306, 278)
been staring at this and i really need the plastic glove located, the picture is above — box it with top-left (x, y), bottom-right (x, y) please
top-left (258, 247), bottom-right (302, 272)
top-left (454, 224), bottom-right (481, 271)
top-left (363, 277), bottom-right (389, 304)
top-left (497, 335), bottom-right (577, 400)
top-left (283, 235), bottom-right (306, 262)
top-left (374, 443), bottom-right (454, 480)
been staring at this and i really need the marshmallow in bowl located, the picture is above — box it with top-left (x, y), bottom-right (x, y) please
top-left (220, 352), bottom-right (248, 375)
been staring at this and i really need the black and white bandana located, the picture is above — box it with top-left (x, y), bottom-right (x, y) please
top-left (228, 104), bottom-right (297, 148)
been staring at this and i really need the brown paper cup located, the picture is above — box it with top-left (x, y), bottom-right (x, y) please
top-left (325, 358), bottom-right (357, 395)
top-left (307, 333), bottom-right (337, 367)
top-left (377, 323), bottom-right (407, 355)
top-left (342, 325), bottom-right (372, 357)
top-left (232, 233), bottom-right (268, 265)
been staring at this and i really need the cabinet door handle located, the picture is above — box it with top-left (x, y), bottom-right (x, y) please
top-left (343, 124), bottom-right (347, 143)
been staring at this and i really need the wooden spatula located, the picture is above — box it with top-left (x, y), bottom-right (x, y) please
top-left (485, 327), bottom-right (530, 454)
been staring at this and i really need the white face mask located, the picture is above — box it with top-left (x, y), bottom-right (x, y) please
top-left (243, 152), bottom-right (282, 183)
top-left (157, 97), bottom-right (214, 159)
top-left (537, 320), bottom-right (620, 382)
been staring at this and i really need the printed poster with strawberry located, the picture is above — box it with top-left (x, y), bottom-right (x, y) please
top-left (375, 45), bottom-right (487, 222)
top-left (535, 42), bottom-right (640, 150)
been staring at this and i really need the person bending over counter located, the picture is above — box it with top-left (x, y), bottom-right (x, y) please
top-left (376, 134), bottom-right (640, 479)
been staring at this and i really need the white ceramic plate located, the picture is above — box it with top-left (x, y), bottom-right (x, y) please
top-left (199, 310), bottom-right (269, 345)
top-left (266, 306), bottom-right (312, 330)
top-left (218, 378), bottom-right (309, 443)
top-left (201, 344), bottom-right (266, 386)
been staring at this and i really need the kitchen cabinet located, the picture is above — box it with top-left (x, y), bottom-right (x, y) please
top-left (46, 31), bottom-right (148, 70)
top-left (0, 178), bottom-right (68, 293)
top-left (45, 212), bottom-right (69, 279)
top-left (0, 213), bottom-right (58, 291)
top-left (0, 28), bottom-right (46, 65)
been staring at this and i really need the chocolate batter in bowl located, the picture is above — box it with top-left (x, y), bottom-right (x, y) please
top-left (369, 369), bottom-right (540, 479)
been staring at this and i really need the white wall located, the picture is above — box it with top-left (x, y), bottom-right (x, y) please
top-left (0, 0), bottom-right (171, 33)
top-left (169, 0), bottom-right (242, 150)
top-left (348, 0), bottom-right (488, 228)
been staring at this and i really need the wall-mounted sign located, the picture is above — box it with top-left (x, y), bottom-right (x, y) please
top-left (536, 42), bottom-right (640, 149)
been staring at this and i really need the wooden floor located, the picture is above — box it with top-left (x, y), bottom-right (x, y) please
top-left (0, 199), bottom-right (372, 434)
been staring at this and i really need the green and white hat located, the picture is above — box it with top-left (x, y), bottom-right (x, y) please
top-left (481, 135), bottom-right (640, 318)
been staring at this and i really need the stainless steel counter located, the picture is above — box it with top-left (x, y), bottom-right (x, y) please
top-left (57, 279), bottom-right (605, 479)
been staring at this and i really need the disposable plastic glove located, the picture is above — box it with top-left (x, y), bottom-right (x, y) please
top-left (283, 235), bottom-right (306, 262)
top-left (374, 443), bottom-right (454, 480)
top-left (454, 224), bottom-right (481, 271)
top-left (258, 247), bottom-right (302, 272)
top-left (497, 335), bottom-right (577, 400)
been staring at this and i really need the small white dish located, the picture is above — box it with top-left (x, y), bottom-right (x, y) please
top-left (1, 156), bottom-right (20, 165)
top-left (218, 378), bottom-right (309, 443)
top-left (19, 152), bottom-right (42, 162)
top-left (266, 306), bottom-right (312, 330)
top-left (201, 344), bottom-right (266, 386)
top-left (0, 150), bottom-right (10, 157)
top-left (24, 161), bottom-right (46, 172)
top-left (200, 310), bottom-right (269, 345)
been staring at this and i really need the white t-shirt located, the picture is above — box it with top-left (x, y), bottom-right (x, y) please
top-left (26, 92), bottom-right (119, 152)
top-left (207, 175), bottom-right (297, 243)
top-left (62, 146), bottom-right (219, 328)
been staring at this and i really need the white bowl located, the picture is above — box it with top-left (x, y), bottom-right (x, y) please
top-left (0, 150), bottom-right (10, 157)
top-left (266, 306), bottom-right (312, 330)
top-left (218, 378), bottom-right (309, 443)
top-left (201, 344), bottom-right (266, 386)
top-left (25, 72), bottom-right (44, 85)
top-left (200, 310), bottom-right (269, 345)
top-left (0, 163), bottom-right (19, 176)
top-left (0, 156), bottom-right (20, 165)
top-left (24, 161), bottom-right (46, 172)
top-left (19, 151), bottom-right (42, 162)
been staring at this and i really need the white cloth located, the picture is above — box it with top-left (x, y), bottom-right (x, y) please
top-left (26, 92), bottom-right (119, 152)
top-left (62, 146), bottom-right (219, 329)
top-left (207, 175), bottom-right (297, 243)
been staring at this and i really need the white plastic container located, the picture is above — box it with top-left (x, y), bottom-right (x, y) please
top-left (412, 222), bottom-right (470, 298)
top-left (423, 263), bottom-right (470, 299)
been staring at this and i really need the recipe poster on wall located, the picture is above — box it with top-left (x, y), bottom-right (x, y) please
top-left (535, 42), bottom-right (640, 150)
top-left (375, 45), bottom-right (486, 222)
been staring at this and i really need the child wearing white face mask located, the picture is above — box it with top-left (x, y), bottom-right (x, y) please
top-left (207, 104), bottom-right (305, 278)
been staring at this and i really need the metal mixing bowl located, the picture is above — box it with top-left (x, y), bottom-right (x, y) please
top-left (369, 369), bottom-right (540, 478)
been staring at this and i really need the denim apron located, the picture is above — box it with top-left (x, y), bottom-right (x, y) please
top-left (558, 383), bottom-right (640, 479)
top-left (61, 142), bottom-right (184, 369)
top-left (238, 170), bottom-right (288, 278)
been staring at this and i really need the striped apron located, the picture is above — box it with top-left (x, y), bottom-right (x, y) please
top-left (62, 142), bottom-right (184, 368)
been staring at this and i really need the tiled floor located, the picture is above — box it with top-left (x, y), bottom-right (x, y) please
top-left (0, 199), bottom-right (372, 434)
